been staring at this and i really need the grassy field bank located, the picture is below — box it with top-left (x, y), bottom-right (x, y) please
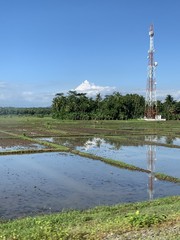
top-left (0, 196), bottom-right (179, 240)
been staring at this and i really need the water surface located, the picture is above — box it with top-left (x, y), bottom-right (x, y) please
top-left (0, 152), bottom-right (179, 219)
top-left (145, 136), bottom-right (180, 146)
top-left (0, 143), bottom-right (46, 152)
top-left (39, 137), bottom-right (180, 178)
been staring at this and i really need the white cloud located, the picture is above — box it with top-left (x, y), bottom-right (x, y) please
top-left (124, 89), bottom-right (180, 101)
top-left (173, 90), bottom-right (180, 101)
top-left (0, 81), bottom-right (7, 88)
top-left (0, 79), bottom-right (179, 107)
top-left (20, 91), bottom-right (54, 106)
top-left (22, 91), bottom-right (34, 101)
top-left (74, 80), bottom-right (116, 96)
top-left (0, 82), bottom-right (54, 107)
top-left (0, 93), bottom-right (7, 100)
top-left (156, 90), bottom-right (180, 101)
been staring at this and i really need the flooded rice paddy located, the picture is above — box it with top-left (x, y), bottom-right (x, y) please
top-left (0, 143), bottom-right (46, 152)
top-left (0, 152), bottom-right (179, 219)
top-left (77, 141), bottom-right (180, 178)
top-left (39, 136), bottom-right (180, 178)
top-left (0, 133), bottom-right (179, 220)
top-left (0, 137), bottom-right (46, 152)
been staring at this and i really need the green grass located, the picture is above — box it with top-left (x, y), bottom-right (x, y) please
top-left (154, 172), bottom-right (180, 183)
top-left (0, 116), bottom-right (179, 137)
top-left (0, 196), bottom-right (179, 240)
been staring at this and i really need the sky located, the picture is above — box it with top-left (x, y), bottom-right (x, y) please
top-left (0, 0), bottom-right (180, 107)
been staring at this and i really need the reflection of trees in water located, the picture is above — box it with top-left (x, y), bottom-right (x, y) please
top-left (95, 139), bottom-right (102, 148)
top-left (145, 135), bottom-right (177, 145)
top-left (53, 137), bottom-right (126, 149)
top-left (104, 138), bottom-right (143, 150)
top-left (104, 139), bottom-right (122, 150)
top-left (53, 137), bottom-right (91, 148)
top-left (165, 136), bottom-right (176, 145)
top-left (156, 135), bottom-right (176, 145)
top-left (52, 136), bottom-right (145, 150)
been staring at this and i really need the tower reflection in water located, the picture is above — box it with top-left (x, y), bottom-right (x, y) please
top-left (146, 136), bottom-right (157, 200)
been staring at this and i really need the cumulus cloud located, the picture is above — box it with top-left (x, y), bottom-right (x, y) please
top-left (74, 80), bottom-right (116, 96)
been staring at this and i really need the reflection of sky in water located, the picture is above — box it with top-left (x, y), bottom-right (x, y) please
top-left (76, 138), bottom-right (180, 178)
top-left (38, 137), bottom-right (54, 143)
top-left (0, 152), bottom-right (179, 219)
top-left (0, 144), bottom-right (45, 152)
top-left (174, 138), bottom-right (180, 145)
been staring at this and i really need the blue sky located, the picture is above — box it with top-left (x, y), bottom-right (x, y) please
top-left (0, 0), bottom-right (179, 107)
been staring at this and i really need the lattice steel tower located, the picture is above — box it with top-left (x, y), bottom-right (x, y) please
top-left (145, 24), bottom-right (158, 119)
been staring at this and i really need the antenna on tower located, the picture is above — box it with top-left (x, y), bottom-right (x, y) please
top-left (145, 24), bottom-right (157, 119)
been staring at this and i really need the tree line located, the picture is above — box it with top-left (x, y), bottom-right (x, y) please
top-left (0, 92), bottom-right (179, 120)
top-left (0, 107), bottom-right (51, 117)
top-left (52, 91), bottom-right (180, 120)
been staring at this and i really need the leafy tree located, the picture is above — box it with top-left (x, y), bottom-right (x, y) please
top-left (52, 92), bottom-right (179, 120)
top-left (163, 95), bottom-right (176, 120)
top-left (51, 91), bottom-right (147, 120)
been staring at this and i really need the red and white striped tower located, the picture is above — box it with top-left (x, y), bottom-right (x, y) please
top-left (145, 24), bottom-right (158, 119)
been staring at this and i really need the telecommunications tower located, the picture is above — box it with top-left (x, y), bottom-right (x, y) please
top-left (145, 24), bottom-right (158, 119)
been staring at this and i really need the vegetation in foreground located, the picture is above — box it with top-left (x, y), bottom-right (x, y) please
top-left (0, 196), bottom-right (179, 240)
